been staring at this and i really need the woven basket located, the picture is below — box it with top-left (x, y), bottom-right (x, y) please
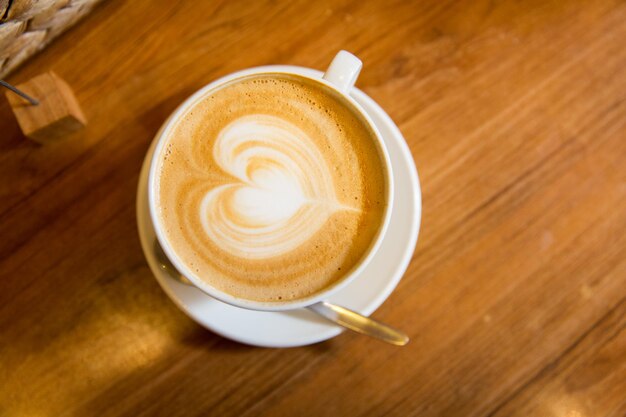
top-left (0, 0), bottom-right (103, 78)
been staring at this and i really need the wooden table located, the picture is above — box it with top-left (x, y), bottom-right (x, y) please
top-left (1, 1), bottom-right (625, 416)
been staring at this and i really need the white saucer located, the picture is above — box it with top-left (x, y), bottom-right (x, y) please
top-left (136, 68), bottom-right (422, 347)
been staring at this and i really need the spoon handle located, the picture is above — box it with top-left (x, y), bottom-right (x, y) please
top-left (307, 301), bottom-right (409, 346)
top-left (156, 239), bottom-right (408, 345)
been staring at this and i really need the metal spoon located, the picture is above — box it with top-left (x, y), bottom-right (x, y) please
top-left (153, 240), bottom-right (408, 346)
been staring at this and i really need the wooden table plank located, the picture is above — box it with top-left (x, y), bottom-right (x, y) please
top-left (491, 300), bottom-right (626, 417)
top-left (1, 1), bottom-right (625, 416)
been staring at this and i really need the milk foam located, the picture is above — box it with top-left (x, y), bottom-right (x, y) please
top-left (156, 73), bottom-right (387, 302)
top-left (200, 115), bottom-right (356, 259)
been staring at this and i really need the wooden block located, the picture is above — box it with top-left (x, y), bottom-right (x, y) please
top-left (5, 71), bottom-right (86, 144)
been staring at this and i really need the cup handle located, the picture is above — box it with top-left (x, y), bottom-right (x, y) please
top-left (322, 50), bottom-right (362, 93)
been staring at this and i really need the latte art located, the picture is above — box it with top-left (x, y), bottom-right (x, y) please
top-left (201, 115), bottom-right (357, 259)
top-left (156, 73), bottom-right (387, 302)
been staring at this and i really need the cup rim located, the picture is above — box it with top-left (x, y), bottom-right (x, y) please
top-left (148, 65), bottom-right (394, 311)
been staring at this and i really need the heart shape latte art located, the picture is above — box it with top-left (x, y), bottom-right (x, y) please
top-left (200, 115), bottom-right (358, 259)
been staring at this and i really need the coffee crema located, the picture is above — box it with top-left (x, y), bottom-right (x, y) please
top-left (155, 73), bottom-right (387, 302)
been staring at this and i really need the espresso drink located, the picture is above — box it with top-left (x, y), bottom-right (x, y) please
top-left (155, 73), bottom-right (387, 302)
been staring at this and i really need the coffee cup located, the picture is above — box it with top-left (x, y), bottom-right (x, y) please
top-left (148, 51), bottom-right (394, 311)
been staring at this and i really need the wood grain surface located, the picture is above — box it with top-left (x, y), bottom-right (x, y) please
top-left (1, 1), bottom-right (625, 416)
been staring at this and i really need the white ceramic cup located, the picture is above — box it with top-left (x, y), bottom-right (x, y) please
top-left (148, 50), bottom-right (394, 311)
